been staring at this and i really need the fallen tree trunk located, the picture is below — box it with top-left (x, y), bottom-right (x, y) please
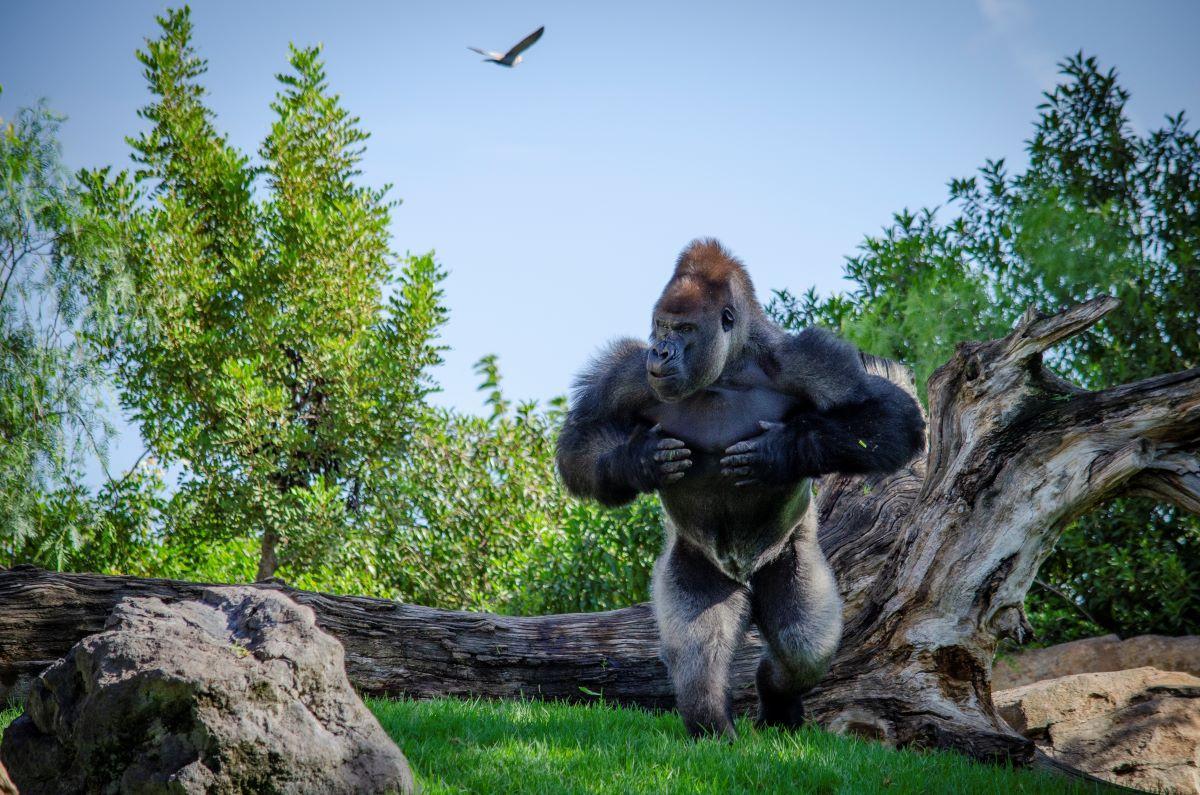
top-left (0, 565), bottom-right (699, 710)
top-left (2, 297), bottom-right (1197, 769)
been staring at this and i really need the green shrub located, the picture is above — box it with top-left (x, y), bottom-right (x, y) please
top-left (369, 357), bottom-right (662, 614)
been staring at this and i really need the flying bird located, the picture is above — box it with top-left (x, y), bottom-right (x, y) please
top-left (468, 26), bottom-right (545, 67)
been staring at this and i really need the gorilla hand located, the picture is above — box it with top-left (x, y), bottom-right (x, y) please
top-left (720, 420), bottom-right (803, 487)
top-left (620, 423), bottom-right (693, 491)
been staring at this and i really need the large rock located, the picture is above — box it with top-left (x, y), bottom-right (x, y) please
top-left (994, 634), bottom-right (1200, 689)
top-left (1, 587), bottom-right (414, 794)
top-left (996, 666), bottom-right (1200, 794)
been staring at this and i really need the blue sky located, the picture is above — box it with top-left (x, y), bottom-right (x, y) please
top-left (2, 0), bottom-right (1199, 481)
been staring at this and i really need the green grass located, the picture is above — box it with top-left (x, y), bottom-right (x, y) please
top-left (367, 698), bottom-right (1111, 794)
top-left (2, 699), bottom-right (1110, 794)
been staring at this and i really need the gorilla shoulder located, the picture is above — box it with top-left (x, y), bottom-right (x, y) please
top-left (567, 337), bottom-right (655, 421)
top-left (770, 326), bottom-right (871, 412)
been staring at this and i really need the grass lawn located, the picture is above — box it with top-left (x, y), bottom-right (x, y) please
top-left (2, 698), bottom-right (1112, 794)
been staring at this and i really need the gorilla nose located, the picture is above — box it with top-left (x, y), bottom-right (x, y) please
top-left (649, 343), bottom-right (678, 377)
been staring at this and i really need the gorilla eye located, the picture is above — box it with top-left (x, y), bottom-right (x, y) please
top-left (677, 323), bottom-right (696, 334)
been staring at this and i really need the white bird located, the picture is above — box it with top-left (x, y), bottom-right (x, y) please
top-left (468, 26), bottom-right (545, 68)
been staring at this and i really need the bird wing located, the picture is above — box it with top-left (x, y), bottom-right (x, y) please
top-left (468, 46), bottom-right (503, 59)
top-left (503, 26), bottom-right (544, 59)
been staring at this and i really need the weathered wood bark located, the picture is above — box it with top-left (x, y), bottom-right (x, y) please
top-left (0, 566), bottom-right (685, 711)
top-left (802, 297), bottom-right (1200, 763)
top-left (2, 297), bottom-right (1197, 769)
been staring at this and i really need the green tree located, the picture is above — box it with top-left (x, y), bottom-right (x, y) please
top-left (773, 54), bottom-right (1199, 641)
top-left (957, 55), bottom-right (1199, 640)
top-left (0, 95), bottom-right (119, 567)
top-left (78, 9), bottom-right (447, 582)
top-left (770, 208), bottom-right (1010, 398)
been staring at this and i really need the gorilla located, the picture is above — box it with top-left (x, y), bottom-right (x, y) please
top-left (556, 239), bottom-right (925, 739)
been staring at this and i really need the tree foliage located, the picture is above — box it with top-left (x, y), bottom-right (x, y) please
top-left (372, 361), bottom-right (661, 613)
top-left (0, 94), bottom-right (122, 567)
top-left (75, 8), bottom-right (447, 581)
top-left (772, 54), bottom-right (1200, 641)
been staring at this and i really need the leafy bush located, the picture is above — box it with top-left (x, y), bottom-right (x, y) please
top-left (369, 357), bottom-right (661, 614)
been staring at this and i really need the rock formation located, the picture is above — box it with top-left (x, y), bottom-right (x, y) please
top-left (1, 587), bottom-right (413, 794)
top-left (996, 667), bottom-right (1200, 794)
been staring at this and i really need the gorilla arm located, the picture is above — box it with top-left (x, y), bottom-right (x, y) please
top-left (556, 339), bottom-right (693, 506)
top-left (722, 330), bottom-right (925, 486)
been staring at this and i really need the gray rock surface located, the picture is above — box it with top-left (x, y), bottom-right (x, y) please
top-left (996, 666), bottom-right (1200, 794)
top-left (1, 587), bottom-right (414, 794)
top-left (994, 634), bottom-right (1200, 690)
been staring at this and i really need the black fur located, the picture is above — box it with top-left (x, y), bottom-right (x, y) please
top-left (556, 239), bottom-right (924, 738)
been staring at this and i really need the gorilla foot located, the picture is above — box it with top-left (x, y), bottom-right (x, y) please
top-left (681, 706), bottom-right (734, 744)
top-left (755, 691), bottom-right (807, 731)
top-left (682, 712), bottom-right (738, 741)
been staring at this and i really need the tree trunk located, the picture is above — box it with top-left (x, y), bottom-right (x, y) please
top-left (2, 298), bottom-right (1196, 769)
top-left (256, 527), bottom-right (279, 582)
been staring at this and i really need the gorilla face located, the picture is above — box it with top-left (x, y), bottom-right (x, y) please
top-left (646, 305), bottom-right (736, 402)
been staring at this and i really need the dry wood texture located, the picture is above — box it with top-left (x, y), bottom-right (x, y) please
top-left (2, 297), bottom-right (1197, 767)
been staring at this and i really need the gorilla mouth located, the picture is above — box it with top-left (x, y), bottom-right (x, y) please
top-left (648, 371), bottom-right (684, 390)
top-left (648, 367), bottom-right (682, 381)
top-left (649, 373), bottom-right (692, 403)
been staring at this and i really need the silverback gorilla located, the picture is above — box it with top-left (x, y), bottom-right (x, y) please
top-left (556, 239), bottom-right (925, 739)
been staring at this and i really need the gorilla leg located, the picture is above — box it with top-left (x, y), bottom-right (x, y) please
top-left (652, 535), bottom-right (751, 739)
top-left (750, 526), bottom-right (843, 730)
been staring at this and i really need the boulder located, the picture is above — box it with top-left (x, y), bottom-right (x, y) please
top-left (994, 634), bottom-right (1200, 689)
top-left (996, 666), bottom-right (1200, 794)
top-left (1, 587), bottom-right (414, 794)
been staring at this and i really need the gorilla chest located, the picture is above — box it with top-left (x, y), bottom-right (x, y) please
top-left (643, 385), bottom-right (794, 455)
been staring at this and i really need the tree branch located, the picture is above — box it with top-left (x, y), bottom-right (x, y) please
top-left (1032, 578), bottom-right (1108, 634)
top-left (1001, 296), bottom-right (1121, 364)
top-left (1125, 451), bottom-right (1200, 513)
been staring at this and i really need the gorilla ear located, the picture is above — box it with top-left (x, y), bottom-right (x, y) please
top-left (721, 307), bottom-right (735, 332)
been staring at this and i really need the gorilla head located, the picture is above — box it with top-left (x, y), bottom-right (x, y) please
top-left (646, 239), bottom-right (761, 403)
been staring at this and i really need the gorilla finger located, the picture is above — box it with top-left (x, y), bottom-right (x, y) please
top-left (664, 471), bottom-right (687, 483)
top-left (656, 437), bottom-right (687, 451)
top-left (660, 460), bottom-right (693, 474)
top-left (654, 448), bottom-right (691, 462)
top-left (721, 466), bottom-right (752, 477)
top-left (720, 453), bottom-right (756, 466)
top-left (735, 478), bottom-right (760, 487)
top-left (724, 440), bottom-right (759, 455)
top-left (757, 420), bottom-right (785, 431)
